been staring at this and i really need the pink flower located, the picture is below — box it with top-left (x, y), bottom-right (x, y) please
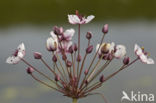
top-left (62, 29), bottom-right (75, 41)
top-left (46, 32), bottom-right (58, 51)
top-left (96, 42), bottom-right (115, 55)
top-left (6, 43), bottom-right (25, 64)
top-left (58, 41), bottom-right (72, 53)
top-left (68, 11), bottom-right (95, 24)
top-left (134, 44), bottom-right (154, 64)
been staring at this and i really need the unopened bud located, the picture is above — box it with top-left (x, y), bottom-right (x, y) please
top-left (33, 52), bottom-right (42, 59)
top-left (55, 74), bottom-right (60, 82)
top-left (68, 45), bottom-right (74, 54)
top-left (86, 45), bottom-right (93, 54)
top-left (84, 69), bottom-right (88, 75)
top-left (77, 55), bottom-right (81, 62)
top-left (86, 32), bottom-right (92, 39)
top-left (102, 24), bottom-right (108, 34)
top-left (27, 67), bottom-right (34, 74)
top-left (52, 55), bottom-right (57, 62)
top-left (103, 54), bottom-right (108, 60)
top-left (62, 55), bottom-right (67, 60)
top-left (66, 60), bottom-right (72, 67)
top-left (107, 54), bottom-right (113, 60)
top-left (46, 37), bottom-right (57, 52)
top-left (85, 80), bottom-right (88, 85)
top-left (123, 57), bottom-right (130, 65)
top-left (74, 43), bottom-right (78, 51)
top-left (53, 26), bottom-right (63, 35)
top-left (99, 75), bottom-right (105, 83)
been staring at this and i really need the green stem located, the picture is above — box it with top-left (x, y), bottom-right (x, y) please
top-left (72, 98), bottom-right (78, 103)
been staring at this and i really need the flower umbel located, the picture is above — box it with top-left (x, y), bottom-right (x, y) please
top-left (6, 11), bottom-right (154, 103)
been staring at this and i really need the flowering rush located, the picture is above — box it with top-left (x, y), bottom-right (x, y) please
top-left (6, 11), bottom-right (154, 103)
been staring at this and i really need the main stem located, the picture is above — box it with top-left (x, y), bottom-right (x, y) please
top-left (77, 24), bottom-right (81, 82)
top-left (72, 98), bottom-right (78, 103)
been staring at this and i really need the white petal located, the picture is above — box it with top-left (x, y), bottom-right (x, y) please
top-left (6, 56), bottom-right (21, 64)
top-left (134, 44), bottom-right (143, 56)
top-left (114, 45), bottom-right (126, 58)
top-left (134, 44), bottom-right (139, 52)
top-left (18, 52), bottom-right (25, 58)
top-left (67, 41), bottom-right (72, 50)
top-left (68, 15), bottom-right (80, 24)
top-left (50, 31), bottom-right (58, 40)
top-left (147, 58), bottom-right (155, 64)
top-left (139, 54), bottom-right (147, 63)
top-left (109, 42), bottom-right (115, 53)
top-left (85, 15), bottom-right (95, 23)
top-left (46, 37), bottom-right (57, 50)
top-left (64, 29), bottom-right (75, 41)
top-left (18, 43), bottom-right (25, 52)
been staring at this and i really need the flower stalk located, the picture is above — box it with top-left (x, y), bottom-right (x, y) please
top-left (72, 98), bottom-right (78, 103)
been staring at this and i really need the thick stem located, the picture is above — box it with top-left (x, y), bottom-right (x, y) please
top-left (77, 24), bottom-right (81, 78)
top-left (72, 98), bottom-right (78, 103)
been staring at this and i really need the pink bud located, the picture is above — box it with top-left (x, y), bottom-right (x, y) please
top-left (85, 80), bottom-right (88, 85)
top-left (52, 55), bottom-right (57, 62)
top-left (84, 69), bottom-right (88, 75)
top-left (86, 45), bottom-right (93, 54)
top-left (33, 52), bottom-right (42, 59)
top-left (103, 54), bottom-right (109, 60)
top-left (99, 75), bottom-right (105, 83)
top-left (74, 43), bottom-right (78, 51)
top-left (86, 32), bottom-right (92, 39)
top-left (108, 54), bottom-right (113, 60)
top-left (53, 26), bottom-right (63, 35)
top-left (62, 55), bottom-right (67, 60)
top-left (123, 57), bottom-right (130, 65)
top-left (68, 45), bottom-right (73, 54)
top-left (66, 60), bottom-right (72, 67)
top-left (77, 55), bottom-right (81, 62)
top-left (55, 74), bottom-right (60, 81)
top-left (27, 67), bottom-right (34, 74)
top-left (102, 24), bottom-right (108, 34)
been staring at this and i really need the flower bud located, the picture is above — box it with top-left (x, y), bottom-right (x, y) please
top-left (107, 54), bottom-right (113, 60)
top-left (85, 80), bottom-right (88, 85)
top-left (84, 69), bottom-right (88, 75)
top-left (68, 45), bottom-right (74, 54)
top-left (33, 52), bottom-right (42, 59)
top-left (99, 75), bottom-right (105, 83)
top-left (53, 26), bottom-right (63, 35)
top-left (74, 43), bottom-right (78, 51)
top-left (86, 32), bottom-right (92, 39)
top-left (46, 37), bottom-right (57, 52)
top-left (66, 60), bottom-right (72, 67)
top-left (27, 67), bottom-right (34, 74)
top-left (52, 55), bottom-right (57, 62)
top-left (103, 54), bottom-right (109, 60)
top-left (86, 45), bottom-right (93, 54)
top-left (62, 55), bottom-right (67, 60)
top-left (55, 74), bottom-right (60, 82)
top-left (102, 24), bottom-right (108, 34)
top-left (77, 55), bottom-right (81, 62)
top-left (123, 57), bottom-right (130, 65)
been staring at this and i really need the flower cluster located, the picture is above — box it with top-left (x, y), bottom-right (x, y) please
top-left (6, 11), bottom-right (154, 103)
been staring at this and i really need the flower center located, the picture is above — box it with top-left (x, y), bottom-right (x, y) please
top-left (13, 49), bottom-right (18, 57)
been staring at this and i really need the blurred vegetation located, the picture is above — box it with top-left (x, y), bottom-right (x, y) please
top-left (0, 0), bottom-right (156, 26)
